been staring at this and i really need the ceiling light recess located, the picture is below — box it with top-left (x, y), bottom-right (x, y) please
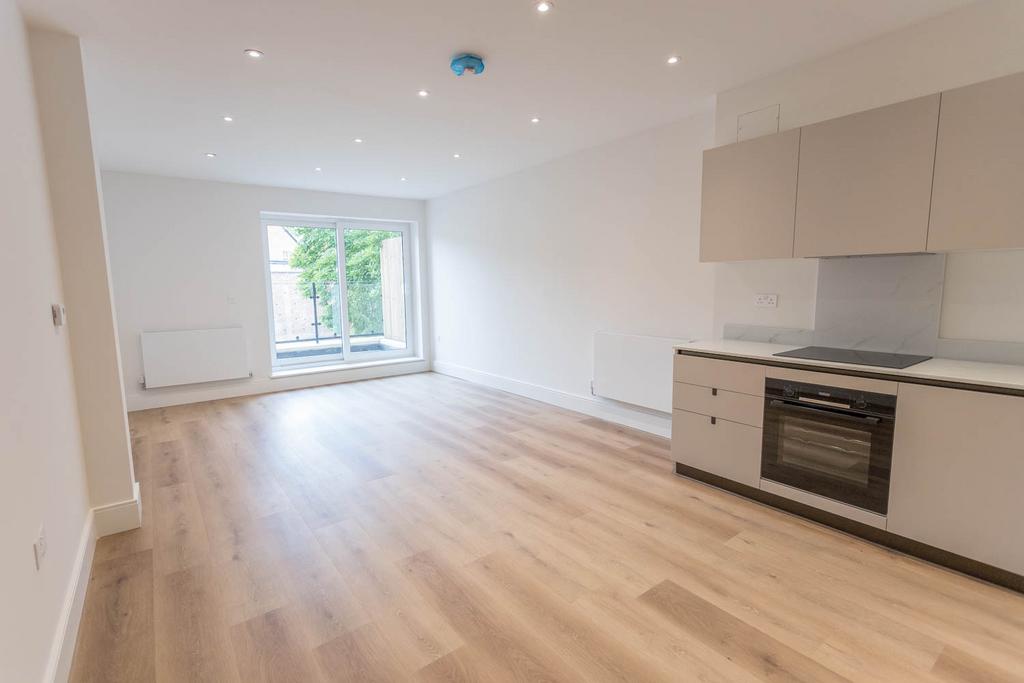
top-left (530, 116), bottom-right (541, 124)
top-left (353, 138), bottom-right (363, 143)
top-left (223, 115), bottom-right (234, 122)
top-left (204, 152), bottom-right (217, 158)
top-left (535, 1), bottom-right (553, 13)
top-left (417, 89), bottom-right (430, 98)
top-left (667, 55), bottom-right (680, 65)
top-left (244, 48), bottom-right (264, 59)
top-left (452, 153), bottom-right (461, 159)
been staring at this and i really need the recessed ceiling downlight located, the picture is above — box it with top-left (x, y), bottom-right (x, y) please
top-left (453, 153), bottom-right (461, 159)
top-left (530, 116), bottom-right (541, 124)
top-left (417, 89), bottom-right (430, 98)
top-left (205, 152), bottom-right (217, 158)
top-left (400, 177), bottom-right (408, 182)
top-left (314, 167), bottom-right (322, 172)
top-left (354, 138), bottom-right (364, 144)
top-left (244, 48), bottom-right (264, 59)
top-left (535, 1), bottom-right (553, 13)
top-left (223, 115), bottom-right (234, 122)
top-left (667, 55), bottom-right (680, 65)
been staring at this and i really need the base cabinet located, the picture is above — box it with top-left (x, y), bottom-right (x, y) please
top-left (671, 409), bottom-right (761, 488)
top-left (888, 384), bottom-right (1024, 575)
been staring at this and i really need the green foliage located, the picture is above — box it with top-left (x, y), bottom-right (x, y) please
top-left (288, 227), bottom-right (400, 338)
top-left (289, 227), bottom-right (341, 334)
top-left (344, 229), bottom-right (393, 336)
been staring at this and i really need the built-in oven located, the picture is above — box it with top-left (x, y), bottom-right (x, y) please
top-left (761, 377), bottom-right (896, 515)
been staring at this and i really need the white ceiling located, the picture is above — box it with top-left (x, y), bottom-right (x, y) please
top-left (21, 0), bottom-right (972, 199)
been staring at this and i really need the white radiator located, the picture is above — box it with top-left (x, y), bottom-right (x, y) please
top-left (592, 332), bottom-right (692, 413)
top-left (140, 327), bottom-right (250, 389)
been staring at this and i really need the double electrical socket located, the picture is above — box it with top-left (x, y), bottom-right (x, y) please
top-left (754, 293), bottom-right (779, 308)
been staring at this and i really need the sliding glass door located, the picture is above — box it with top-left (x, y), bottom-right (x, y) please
top-left (344, 226), bottom-right (408, 356)
top-left (263, 216), bottom-right (412, 369)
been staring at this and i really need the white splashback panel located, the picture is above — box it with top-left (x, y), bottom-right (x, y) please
top-left (593, 332), bottom-right (691, 413)
top-left (141, 327), bottom-right (249, 389)
top-left (813, 253), bottom-right (945, 356)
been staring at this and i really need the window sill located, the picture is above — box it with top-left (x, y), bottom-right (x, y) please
top-left (270, 355), bottom-right (425, 380)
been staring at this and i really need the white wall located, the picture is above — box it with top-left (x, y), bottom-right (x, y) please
top-left (29, 29), bottom-right (137, 519)
top-left (712, 0), bottom-right (1024, 342)
top-left (102, 172), bottom-right (429, 410)
top-left (0, 4), bottom-right (92, 682)
top-left (428, 109), bottom-right (716, 432)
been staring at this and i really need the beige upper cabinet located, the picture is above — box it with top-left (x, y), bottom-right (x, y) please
top-left (699, 129), bottom-right (799, 262)
top-left (793, 95), bottom-right (940, 257)
top-left (888, 383), bottom-right (1024, 575)
top-left (928, 72), bottom-right (1024, 251)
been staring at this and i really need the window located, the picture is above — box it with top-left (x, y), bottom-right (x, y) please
top-left (262, 215), bottom-right (414, 370)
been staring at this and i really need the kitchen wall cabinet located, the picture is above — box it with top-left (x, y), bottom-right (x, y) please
top-left (698, 71), bottom-right (1024, 260)
top-left (928, 71), bottom-right (1024, 251)
top-left (793, 94), bottom-right (940, 257)
top-left (699, 129), bottom-right (799, 262)
top-left (888, 383), bottom-right (1024, 575)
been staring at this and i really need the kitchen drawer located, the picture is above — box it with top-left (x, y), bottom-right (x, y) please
top-left (673, 382), bottom-right (763, 428)
top-left (673, 354), bottom-right (765, 396)
top-left (671, 410), bottom-right (762, 488)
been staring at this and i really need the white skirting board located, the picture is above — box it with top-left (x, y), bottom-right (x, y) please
top-left (432, 361), bottom-right (671, 437)
top-left (141, 327), bottom-right (249, 389)
top-left (93, 480), bottom-right (142, 537)
top-left (45, 510), bottom-right (96, 683)
top-left (592, 331), bottom-right (693, 413)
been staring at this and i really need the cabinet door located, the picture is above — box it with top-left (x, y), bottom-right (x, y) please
top-left (794, 95), bottom-right (939, 257)
top-left (671, 410), bottom-right (762, 487)
top-left (699, 129), bottom-right (799, 262)
top-left (928, 72), bottom-right (1024, 251)
top-left (888, 384), bottom-right (1024, 574)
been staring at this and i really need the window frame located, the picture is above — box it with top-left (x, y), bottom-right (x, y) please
top-left (260, 213), bottom-right (417, 372)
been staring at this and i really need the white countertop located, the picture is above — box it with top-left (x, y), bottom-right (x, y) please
top-left (675, 339), bottom-right (1024, 394)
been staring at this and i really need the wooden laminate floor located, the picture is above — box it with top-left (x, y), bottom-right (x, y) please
top-left (70, 372), bottom-right (1024, 682)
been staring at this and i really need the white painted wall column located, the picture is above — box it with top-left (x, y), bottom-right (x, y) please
top-left (28, 29), bottom-right (139, 534)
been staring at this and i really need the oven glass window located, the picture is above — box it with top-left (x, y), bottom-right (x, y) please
top-left (778, 415), bottom-right (871, 487)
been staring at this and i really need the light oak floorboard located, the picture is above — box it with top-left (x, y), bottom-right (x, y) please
top-left (70, 372), bottom-right (1024, 682)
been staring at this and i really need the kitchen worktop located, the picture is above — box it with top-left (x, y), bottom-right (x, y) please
top-left (675, 339), bottom-right (1024, 395)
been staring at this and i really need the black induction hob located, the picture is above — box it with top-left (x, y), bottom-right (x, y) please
top-left (773, 346), bottom-right (932, 369)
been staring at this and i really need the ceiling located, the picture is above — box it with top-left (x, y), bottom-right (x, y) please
top-left (21, 0), bottom-right (973, 199)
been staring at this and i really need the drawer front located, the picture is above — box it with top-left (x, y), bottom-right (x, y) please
top-left (673, 354), bottom-right (766, 396)
top-left (673, 382), bottom-right (763, 428)
top-left (671, 410), bottom-right (762, 488)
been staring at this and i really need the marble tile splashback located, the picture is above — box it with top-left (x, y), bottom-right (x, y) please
top-left (812, 253), bottom-right (946, 356)
top-left (720, 253), bottom-right (1024, 365)
top-left (722, 324), bottom-right (813, 345)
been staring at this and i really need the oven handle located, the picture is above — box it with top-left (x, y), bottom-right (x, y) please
top-left (797, 395), bottom-right (850, 409)
top-left (768, 399), bottom-right (881, 425)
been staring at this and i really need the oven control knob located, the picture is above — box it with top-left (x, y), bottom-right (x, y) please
top-left (855, 397), bottom-right (868, 409)
top-left (783, 386), bottom-right (796, 398)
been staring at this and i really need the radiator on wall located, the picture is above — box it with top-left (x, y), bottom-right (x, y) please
top-left (140, 327), bottom-right (250, 389)
top-left (592, 332), bottom-right (692, 413)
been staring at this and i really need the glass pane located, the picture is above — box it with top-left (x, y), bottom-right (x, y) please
top-left (779, 415), bottom-right (871, 486)
top-left (344, 228), bottom-right (407, 353)
top-left (266, 224), bottom-right (343, 365)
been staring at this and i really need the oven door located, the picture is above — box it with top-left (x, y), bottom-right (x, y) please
top-left (761, 394), bottom-right (894, 515)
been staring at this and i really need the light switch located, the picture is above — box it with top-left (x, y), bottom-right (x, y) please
top-left (51, 304), bottom-right (66, 327)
